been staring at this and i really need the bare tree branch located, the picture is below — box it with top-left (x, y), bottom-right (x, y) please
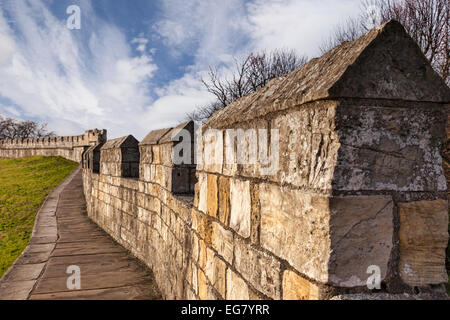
top-left (190, 49), bottom-right (308, 122)
top-left (0, 115), bottom-right (55, 139)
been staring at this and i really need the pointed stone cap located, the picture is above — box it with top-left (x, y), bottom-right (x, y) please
top-left (160, 121), bottom-right (194, 144)
top-left (101, 135), bottom-right (139, 150)
top-left (140, 128), bottom-right (173, 146)
top-left (140, 121), bottom-right (194, 146)
top-left (206, 20), bottom-right (450, 128)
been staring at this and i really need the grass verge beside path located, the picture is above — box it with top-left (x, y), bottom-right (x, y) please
top-left (0, 156), bottom-right (78, 278)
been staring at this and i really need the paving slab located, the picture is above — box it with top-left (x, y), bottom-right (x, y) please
top-left (1, 263), bottom-right (46, 282)
top-left (0, 281), bottom-right (36, 300)
top-left (52, 241), bottom-right (125, 257)
top-left (32, 269), bottom-right (154, 294)
top-left (30, 284), bottom-right (160, 300)
top-left (23, 244), bottom-right (56, 254)
top-left (16, 252), bottom-right (54, 265)
top-left (0, 166), bottom-right (161, 300)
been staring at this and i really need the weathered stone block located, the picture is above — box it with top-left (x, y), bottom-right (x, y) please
top-left (159, 143), bottom-right (173, 166)
top-left (192, 262), bottom-right (198, 295)
top-left (230, 179), bottom-right (251, 238)
top-left (137, 206), bottom-right (152, 225)
top-left (260, 183), bottom-right (394, 286)
top-left (197, 268), bottom-right (208, 300)
top-left (207, 174), bottom-right (218, 218)
top-left (194, 175), bottom-right (200, 208)
top-left (136, 192), bottom-right (145, 208)
top-left (226, 268), bottom-right (249, 300)
top-left (154, 165), bottom-right (172, 190)
top-left (191, 233), bottom-right (199, 263)
top-left (204, 246), bottom-right (214, 277)
top-left (153, 197), bottom-right (161, 215)
top-left (398, 199), bottom-right (449, 286)
top-left (269, 104), bottom-right (339, 191)
top-left (222, 129), bottom-right (238, 177)
top-left (282, 270), bottom-right (320, 300)
top-left (139, 163), bottom-right (152, 181)
top-left (152, 145), bottom-right (161, 164)
top-left (328, 195), bottom-right (394, 287)
top-left (250, 184), bottom-right (260, 245)
top-left (234, 238), bottom-right (281, 299)
top-left (211, 222), bottom-right (233, 264)
top-left (139, 145), bottom-right (153, 164)
top-left (198, 213), bottom-right (213, 245)
top-left (333, 104), bottom-right (447, 192)
top-left (202, 129), bottom-right (223, 174)
top-left (199, 240), bottom-right (207, 270)
top-left (212, 256), bottom-right (226, 298)
top-left (197, 172), bottom-right (208, 214)
top-left (260, 184), bottom-right (331, 283)
top-left (218, 176), bottom-right (230, 226)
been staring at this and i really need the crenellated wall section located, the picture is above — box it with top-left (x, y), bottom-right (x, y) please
top-left (0, 129), bottom-right (107, 163)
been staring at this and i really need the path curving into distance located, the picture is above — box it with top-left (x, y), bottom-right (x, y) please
top-left (0, 166), bottom-right (161, 300)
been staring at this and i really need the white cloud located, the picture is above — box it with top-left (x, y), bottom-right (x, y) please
top-left (154, 0), bottom-right (361, 63)
top-left (154, 0), bottom-right (249, 68)
top-left (0, 104), bottom-right (21, 117)
top-left (0, 0), bottom-right (157, 139)
top-left (0, 9), bottom-right (16, 66)
top-left (139, 73), bottom-right (213, 132)
top-left (244, 0), bottom-right (361, 57)
top-left (144, 0), bottom-right (362, 140)
top-left (1, 0), bottom-right (363, 140)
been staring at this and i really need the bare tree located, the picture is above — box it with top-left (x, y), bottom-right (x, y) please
top-left (186, 101), bottom-right (224, 123)
top-left (189, 49), bottom-right (308, 122)
top-left (321, 0), bottom-right (449, 85)
top-left (0, 115), bottom-right (55, 139)
top-left (319, 17), bottom-right (365, 53)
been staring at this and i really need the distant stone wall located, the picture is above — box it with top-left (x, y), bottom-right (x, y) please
top-left (0, 129), bottom-right (107, 162)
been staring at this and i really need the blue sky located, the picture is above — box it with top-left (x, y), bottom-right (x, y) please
top-left (0, 0), bottom-right (361, 139)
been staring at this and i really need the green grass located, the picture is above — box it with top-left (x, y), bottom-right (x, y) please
top-left (0, 156), bottom-right (78, 278)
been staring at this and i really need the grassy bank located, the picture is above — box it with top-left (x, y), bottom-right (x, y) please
top-left (0, 156), bottom-right (78, 278)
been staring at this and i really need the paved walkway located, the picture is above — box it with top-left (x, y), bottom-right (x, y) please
top-left (0, 167), bottom-right (161, 300)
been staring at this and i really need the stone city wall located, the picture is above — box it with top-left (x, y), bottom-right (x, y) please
top-left (3, 20), bottom-right (449, 300)
top-left (0, 129), bottom-right (107, 162)
top-left (81, 21), bottom-right (450, 300)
